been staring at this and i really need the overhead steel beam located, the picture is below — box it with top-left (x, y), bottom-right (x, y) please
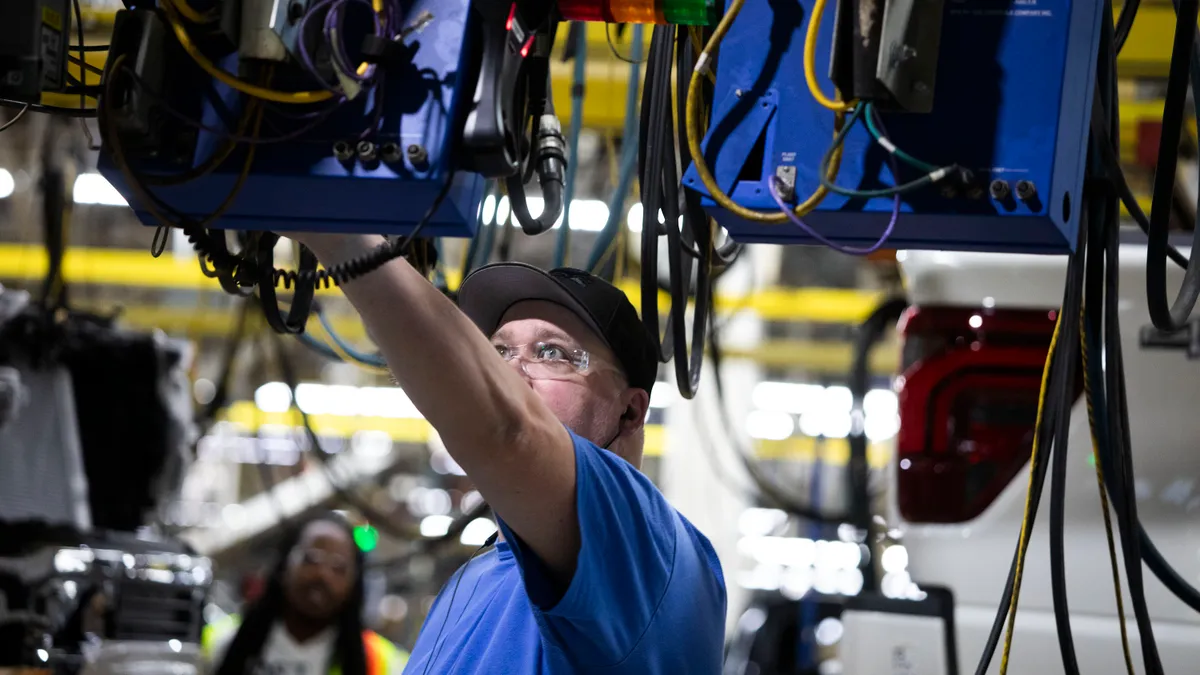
top-left (217, 401), bottom-right (893, 467)
top-left (0, 244), bottom-right (887, 324)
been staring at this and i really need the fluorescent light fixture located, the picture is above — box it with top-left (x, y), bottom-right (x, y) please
top-left (495, 195), bottom-right (511, 227)
top-left (256, 382), bottom-right (424, 419)
top-left (405, 487), bottom-right (452, 517)
top-left (561, 198), bottom-right (610, 232)
top-left (745, 410), bottom-right (794, 440)
top-left (648, 381), bottom-right (677, 409)
top-left (480, 194), bottom-right (496, 225)
top-left (627, 203), bottom-right (643, 232)
top-left (815, 617), bottom-right (845, 646)
top-left (0, 169), bottom-right (14, 199)
top-left (254, 382), bottom-right (293, 414)
top-left (881, 544), bottom-right (909, 574)
top-left (752, 382), bottom-right (825, 416)
top-left (419, 514), bottom-right (453, 537)
top-left (73, 172), bottom-right (127, 206)
top-left (626, 202), bottom-right (676, 234)
top-left (460, 517), bottom-right (498, 546)
top-left (863, 389), bottom-right (898, 417)
top-left (738, 507), bottom-right (788, 537)
top-left (489, 196), bottom-right (611, 232)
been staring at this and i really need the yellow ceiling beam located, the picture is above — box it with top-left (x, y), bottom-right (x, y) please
top-left (1115, 1), bottom-right (1197, 79)
top-left (220, 401), bottom-right (890, 466)
top-left (45, 301), bottom-right (899, 374)
top-left (0, 245), bottom-right (885, 325)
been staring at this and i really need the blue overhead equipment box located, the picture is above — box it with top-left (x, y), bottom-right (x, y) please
top-left (682, 0), bottom-right (1105, 253)
top-left (96, 0), bottom-right (500, 238)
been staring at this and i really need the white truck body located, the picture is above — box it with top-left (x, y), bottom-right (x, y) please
top-left (843, 244), bottom-right (1200, 675)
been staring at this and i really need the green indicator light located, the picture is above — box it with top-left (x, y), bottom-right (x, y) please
top-left (353, 524), bottom-right (379, 552)
top-left (1086, 453), bottom-right (1096, 468)
top-left (663, 0), bottom-right (716, 26)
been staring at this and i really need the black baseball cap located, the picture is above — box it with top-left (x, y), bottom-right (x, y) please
top-left (457, 262), bottom-right (659, 393)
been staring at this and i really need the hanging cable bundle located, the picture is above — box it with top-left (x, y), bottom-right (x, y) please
top-left (637, 24), bottom-right (710, 398)
top-left (1144, 0), bottom-right (1200, 333)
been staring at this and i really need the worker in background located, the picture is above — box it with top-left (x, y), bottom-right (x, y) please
top-left (201, 512), bottom-right (408, 675)
top-left (293, 233), bottom-right (727, 673)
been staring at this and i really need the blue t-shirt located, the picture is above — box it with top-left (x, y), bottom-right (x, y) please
top-left (402, 431), bottom-right (727, 674)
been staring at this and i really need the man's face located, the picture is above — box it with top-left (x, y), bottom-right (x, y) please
top-left (491, 301), bottom-right (647, 462)
top-left (282, 520), bottom-right (357, 623)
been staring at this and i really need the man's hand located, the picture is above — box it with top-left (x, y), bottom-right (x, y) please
top-left (295, 235), bottom-right (581, 582)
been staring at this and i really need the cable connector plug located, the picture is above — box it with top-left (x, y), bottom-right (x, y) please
top-left (536, 114), bottom-right (567, 184)
top-left (507, 114), bottom-right (568, 236)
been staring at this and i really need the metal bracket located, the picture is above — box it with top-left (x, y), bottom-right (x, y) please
top-left (696, 89), bottom-right (779, 196)
top-left (876, 0), bottom-right (946, 113)
top-left (1139, 321), bottom-right (1200, 359)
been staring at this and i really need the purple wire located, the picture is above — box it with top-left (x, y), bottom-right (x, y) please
top-left (325, 0), bottom-right (383, 83)
top-left (297, 0), bottom-right (345, 92)
top-left (768, 119), bottom-right (902, 255)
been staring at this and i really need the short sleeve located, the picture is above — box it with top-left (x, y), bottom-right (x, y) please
top-left (497, 431), bottom-right (680, 667)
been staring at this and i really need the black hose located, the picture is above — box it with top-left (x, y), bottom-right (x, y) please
top-left (848, 296), bottom-right (907, 595)
top-left (1113, 0), bottom-right (1141, 53)
top-left (1096, 15), bottom-right (1167, 671)
top-left (1145, 0), bottom-right (1200, 332)
top-left (637, 24), bottom-right (713, 399)
top-left (639, 25), bottom-right (676, 363)
top-left (506, 66), bottom-right (567, 236)
top-left (973, 356), bottom-right (1063, 675)
top-left (1048, 222), bottom-right (1086, 675)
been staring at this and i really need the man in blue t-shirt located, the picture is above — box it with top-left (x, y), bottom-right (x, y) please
top-left (295, 233), bottom-right (726, 673)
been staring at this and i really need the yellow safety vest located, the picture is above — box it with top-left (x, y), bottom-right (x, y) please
top-left (201, 614), bottom-right (408, 675)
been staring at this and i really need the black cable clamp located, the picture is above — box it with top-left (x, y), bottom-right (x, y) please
top-left (360, 34), bottom-right (419, 70)
top-left (1139, 320), bottom-right (1200, 359)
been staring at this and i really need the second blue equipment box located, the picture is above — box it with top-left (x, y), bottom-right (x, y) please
top-left (682, 0), bottom-right (1104, 254)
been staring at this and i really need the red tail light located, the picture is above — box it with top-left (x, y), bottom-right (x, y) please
top-left (895, 306), bottom-right (1059, 523)
top-left (1136, 120), bottom-right (1163, 171)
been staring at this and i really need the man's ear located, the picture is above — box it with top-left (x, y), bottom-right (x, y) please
top-left (619, 387), bottom-right (651, 433)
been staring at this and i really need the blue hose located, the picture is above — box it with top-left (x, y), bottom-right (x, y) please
top-left (586, 24), bottom-right (644, 274)
top-left (555, 24), bottom-right (587, 269)
top-left (316, 309), bottom-right (389, 367)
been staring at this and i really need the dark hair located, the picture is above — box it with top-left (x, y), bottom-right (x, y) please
top-left (215, 512), bottom-right (369, 675)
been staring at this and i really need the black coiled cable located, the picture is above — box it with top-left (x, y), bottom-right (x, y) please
top-left (1145, 0), bottom-right (1200, 332)
top-left (179, 174), bottom-right (453, 332)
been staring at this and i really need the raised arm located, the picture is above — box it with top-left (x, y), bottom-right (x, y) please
top-left (300, 235), bottom-right (580, 578)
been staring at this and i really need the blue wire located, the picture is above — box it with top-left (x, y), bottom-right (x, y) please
top-left (315, 309), bottom-right (389, 367)
top-left (555, 24), bottom-right (587, 269)
top-left (296, 331), bottom-right (342, 361)
top-left (586, 24), bottom-right (644, 274)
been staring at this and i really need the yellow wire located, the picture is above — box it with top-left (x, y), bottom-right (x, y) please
top-left (999, 311), bottom-right (1062, 673)
top-left (171, 0), bottom-right (217, 24)
top-left (688, 27), bottom-right (717, 85)
top-left (160, 0), bottom-right (335, 104)
top-left (1079, 314), bottom-right (1137, 675)
top-left (354, 0), bottom-right (386, 77)
top-left (684, 0), bottom-right (843, 224)
top-left (802, 0), bottom-right (854, 113)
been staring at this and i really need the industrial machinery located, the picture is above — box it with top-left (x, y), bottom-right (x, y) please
top-left (680, 0), bottom-right (1102, 253)
top-left (0, 524), bottom-right (211, 674)
top-left (3, 0), bottom-right (1200, 672)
